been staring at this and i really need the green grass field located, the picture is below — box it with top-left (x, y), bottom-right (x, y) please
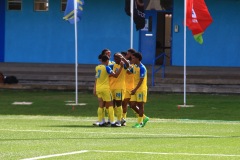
top-left (0, 90), bottom-right (240, 159)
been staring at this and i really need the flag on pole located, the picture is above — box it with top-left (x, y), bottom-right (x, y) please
top-left (125, 0), bottom-right (145, 30)
top-left (186, 0), bottom-right (213, 44)
top-left (63, 0), bottom-right (84, 24)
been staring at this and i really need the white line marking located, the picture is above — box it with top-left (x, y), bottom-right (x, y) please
top-left (0, 129), bottom-right (231, 138)
top-left (21, 150), bottom-right (240, 160)
top-left (21, 150), bottom-right (88, 160)
top-left (1, 115), bottom-right (240, 125)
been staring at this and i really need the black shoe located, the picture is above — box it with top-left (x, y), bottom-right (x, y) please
top-left (111, 123), bottom-right (121, 127)
top-left (99, 123), bottom-right (107, 127)
top-left (121, 119), bottom-right (126, 126)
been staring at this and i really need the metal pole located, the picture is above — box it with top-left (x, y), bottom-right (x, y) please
top-left (184, 0), bottom-right (187, 105)
top-left (74, 0), bottom-right (78, 105)
top-left (130, 0), bottom-right (134, 48)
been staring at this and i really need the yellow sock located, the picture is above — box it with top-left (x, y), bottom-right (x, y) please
top-left (105, 108), bottom-right (110, 121)
top-left (143, 114), bottom-right (146, 119)
top-left (97, 107), bottom-right (103, 123)
top-left (122, 112), bottom-right (127, 119)
top-left (108, 106), bottom-right (115, 123)
top-left (138, 116), bottom-right (143, 124)
top-left (116, 106), bottom-right (122, 122)
top-left (114, 107), bottom-right (118, 116)
top-left (102, 108), bottom-right (106, 121)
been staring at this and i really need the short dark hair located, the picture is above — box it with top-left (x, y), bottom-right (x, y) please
top-left (133, 52), bottom-right (142, 61)
top-left (98, 54), bottom-right (102, 60)
top-left (121, 51), bottom-right (127, 57)
top-left (101, 49), bottom-right (110, 56)
top-left (101, 55), bottom-right (109, 62)
top-left (127, 48), bottom-right (136, 54)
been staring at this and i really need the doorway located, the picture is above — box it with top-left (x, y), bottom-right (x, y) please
top-left (139, 11), bottom-right (172, 65)
top-left (155, 12), bottom-right (172, 65)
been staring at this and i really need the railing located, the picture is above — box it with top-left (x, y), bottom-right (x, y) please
top-left (151, 52), bottom-right (166, 86)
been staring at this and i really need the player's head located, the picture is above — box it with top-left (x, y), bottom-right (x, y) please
top-left (132, 52), bottom-right (142, 64)
top-left (126, 48), bottom-right (136, 60)
top-left (101, 55), bottom-right (109, 63)
top-left (114, 52), bottom-right (122, 64)
top-left (98, 54), bottom-right (102, 63)
top-left (101, 49), bottom-right (111, 58)
top-left (121, 51), bottom-right (127, 57)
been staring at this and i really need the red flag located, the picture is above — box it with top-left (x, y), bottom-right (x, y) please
top-left (186, 0), bottom-right (213, 44)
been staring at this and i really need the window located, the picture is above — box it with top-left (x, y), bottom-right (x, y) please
top-left (61, 0), bottom-right (67, 12)
top-left (34, 0), bottom-right (49, 11)
top-left (8, 0), bottom-right (22, 10)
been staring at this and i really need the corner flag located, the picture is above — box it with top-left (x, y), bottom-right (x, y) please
top-left (186, 0), bottom-right (213, 44)
top-left (63, 0), bottom-right (84, 24)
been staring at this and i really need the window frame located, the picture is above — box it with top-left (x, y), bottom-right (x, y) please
top-left (8, 0), bottom-right (22, 11)
top-left (34, 0), bottom-right (49, 12)
top-left (61, 0), bottom-right (67, 12)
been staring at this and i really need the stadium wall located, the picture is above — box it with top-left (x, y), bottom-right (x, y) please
top-left (4, 0), bottom-right (139, 64)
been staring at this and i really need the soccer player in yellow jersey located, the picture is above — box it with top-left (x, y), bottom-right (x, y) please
top-left (109, 53), bottom-right (129, 126)
top-left (130, 52), bottom-right (149, 128)
top-left (121, 49), bottom-right (135, 126)
top-left (93, 55), bottom-right (123, 127)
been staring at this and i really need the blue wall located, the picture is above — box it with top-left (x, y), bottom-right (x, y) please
top-left (5, 0), bottom-right (139, 64)
top-left (0, 0), bottom-right (5, 62)
top-left (172, 0), bottom-right (240, 67)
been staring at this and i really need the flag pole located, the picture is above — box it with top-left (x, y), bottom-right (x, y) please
top-left (130, 0), bottom-right (134, 48)
top-left (74, 0), bottom-right (78, 105)
top-left (183, 0), bottom-right (187, 105)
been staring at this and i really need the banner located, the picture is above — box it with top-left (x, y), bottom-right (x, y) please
top-left (186, 0), bottom-right (213, 44)
top-left (63, 0), bottom-right (84, 24)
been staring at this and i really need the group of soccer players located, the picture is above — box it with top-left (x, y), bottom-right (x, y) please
top-left (93, 48), bottom-right (149, 128)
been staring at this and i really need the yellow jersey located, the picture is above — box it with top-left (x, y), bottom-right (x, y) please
top-left (95, 64), bottom-right (113, 91)
top-left (109, 63), bottom-right (127, 90)
top-left (133, 63), bottom-right (147, 91)
top-left (125, 64), bottom-right (134, 90)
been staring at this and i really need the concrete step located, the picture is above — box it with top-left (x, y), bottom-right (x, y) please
top-left (1, 63), bottom-right (240, 93)
top-left (149, 84), bottom-right (240, 94)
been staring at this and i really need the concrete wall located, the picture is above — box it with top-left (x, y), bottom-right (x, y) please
top-left (172, 0), bottom-right (240, 67)
top-left (5, 0), bottom-right (139, 64)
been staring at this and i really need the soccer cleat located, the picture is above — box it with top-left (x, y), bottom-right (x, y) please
top-left (111, 122), bottom-right (121, 127)
top-left (98, 123), bottom-right (107, 127)
top-left (132, 123), bottom-right (142, 128)
top-left (93, 121), bottom-right (99, 126)
top-left (121, 119), bottom-right (126, 126)
top-left (142, 116), bottom-right (149, 127)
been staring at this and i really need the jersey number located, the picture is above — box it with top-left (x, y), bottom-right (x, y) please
top-left (96, 70), bottom-right (101, 78)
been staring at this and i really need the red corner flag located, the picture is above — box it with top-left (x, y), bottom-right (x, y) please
top-left (186, 0), bottom-right (213, 44)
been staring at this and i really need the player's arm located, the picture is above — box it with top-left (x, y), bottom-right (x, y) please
top-left (131, 66), bottom-right (146, 95)
top-left (93, 79), bottom-right (97, 96)
top-left (127, 65), bottom-right (134, 74)
top-left (107, 63), bottom-right (123, 78)
top-left (131, 78), bottom-right (144, 95)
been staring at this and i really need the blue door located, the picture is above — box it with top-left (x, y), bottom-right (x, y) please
top-left (139, 10), bottom-right (157, 65)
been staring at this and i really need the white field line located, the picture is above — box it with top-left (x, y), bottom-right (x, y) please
top-left (21, 150), bottom-right (88, 160)
top-left (21, 150), bottom-right (240, 160)
top-left (1, 115), bottom-right (240, 125)
top-left (0, 129), bottom-right (233, 138)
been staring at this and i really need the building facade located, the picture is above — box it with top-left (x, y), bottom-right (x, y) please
top-left (1, 0), bottom-right (240, 67)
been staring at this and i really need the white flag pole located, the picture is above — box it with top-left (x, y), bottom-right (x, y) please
top-left (183, 0), bottom-right (187, 105)
top-left (74, 0), bottom-right (78, 105)
top-left (130, 0), bottom-right (134, 48)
